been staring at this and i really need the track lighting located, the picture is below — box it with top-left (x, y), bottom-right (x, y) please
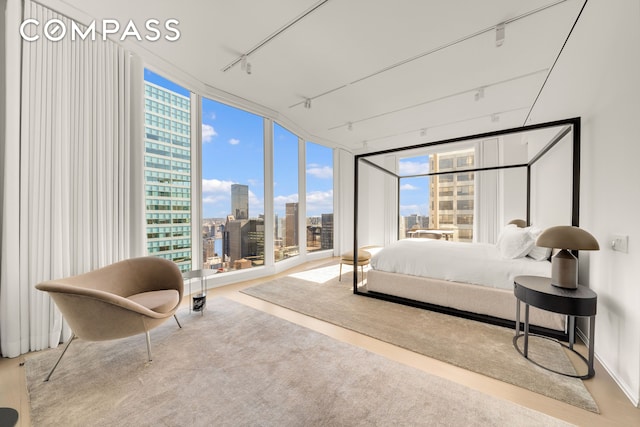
top-left (304, 98), bottom-right (312, 109)
top-left (347, 122), bottom-right (353, 131)
top-left (491, 113), bottom-right (500, 123)
top-left (495, 23), bottom-right (505, 47)
top-left (240, 55), bottom-right (252, 75)
top-left (420, 128), bottom-right (427, 137)
top-left (474, 87), bottom-right (484, 101)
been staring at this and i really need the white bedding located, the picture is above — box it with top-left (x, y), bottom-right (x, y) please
top-left (369, 239), bottom-right (551, 291)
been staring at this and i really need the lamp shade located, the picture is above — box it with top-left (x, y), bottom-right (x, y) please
top-left (536, 226), bottom-right (599, 251)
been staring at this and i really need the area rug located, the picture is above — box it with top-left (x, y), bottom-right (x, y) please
top-left (25, 298), bottom-right (572, 426)
top-left (241, 264), bottom-right (599, 413)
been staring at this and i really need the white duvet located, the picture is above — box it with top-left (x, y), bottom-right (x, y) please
top-left (369, 239), bottom-right (551, 291)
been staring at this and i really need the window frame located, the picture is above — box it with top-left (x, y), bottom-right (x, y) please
top-left (141, 65), bottom-right (337, 280)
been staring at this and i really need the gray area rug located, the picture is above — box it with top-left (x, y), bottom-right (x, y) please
top-left (241, 264), bottom-right (599, 413)
top-left (25, 298), bottom-right (573, 426)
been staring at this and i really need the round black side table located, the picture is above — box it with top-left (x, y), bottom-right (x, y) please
top-left (513, 275), bottom-right (597, 379)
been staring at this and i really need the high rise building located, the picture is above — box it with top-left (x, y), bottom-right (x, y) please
top-left (144, 81), bottom-right (192, 271)
top-left (321, 213), bottom-right (333, 250)
top-left (231, 184), bottom-right (249, 220)
top-left (223, 216), bottom-right (264, 267)
top-left (285, 202), bottom-right (299, 247)
top-left (429, 149), bottom-right (475, 242)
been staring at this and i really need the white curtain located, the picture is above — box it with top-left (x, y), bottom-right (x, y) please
top-left (473, 138), bottom-right (502, 244)
top-left (0, 0), bottom-right (145, 358)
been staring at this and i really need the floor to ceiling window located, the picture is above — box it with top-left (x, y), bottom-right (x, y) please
top-left (143, 69), bottom-right (192, 272)
top-left (144, 68), bottom-right (334, 274)
top-left (273, 124), bottom-right (299, 262)
top-left (305, 142), bottom-right (333, 252)
top-left (201, 96), bottom-right (265, 272)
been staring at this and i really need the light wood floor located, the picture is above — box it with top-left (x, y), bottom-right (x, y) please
top-left (1, 258), bottom-right (638, 426)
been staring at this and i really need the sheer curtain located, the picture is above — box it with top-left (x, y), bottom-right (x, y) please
top-left (473, 138), bottom-right (502, 244)
top-left (0, 0), bottom-right (145, 357)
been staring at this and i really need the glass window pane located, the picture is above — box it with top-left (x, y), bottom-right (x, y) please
top-left (399, 147), bottom-right (476, 243)
top-left (306, 142), bottom-right (333, 251)
top-left (273, 124), bottom-right (299, 261)
top-left (144, 69), bottom-right (192, 272)
top-left (201, 97), bottom-right (264, 272)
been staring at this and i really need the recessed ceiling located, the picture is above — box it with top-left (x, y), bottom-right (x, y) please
top-left (48, 0), bottom-right (586, 153)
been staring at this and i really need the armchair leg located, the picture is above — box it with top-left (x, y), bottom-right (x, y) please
top-left (145, 331), bottom-right (152, 362)
top-left (44, 334), bottom-right (76, 382)
top-left (174, 314), bottom-right (182, 329)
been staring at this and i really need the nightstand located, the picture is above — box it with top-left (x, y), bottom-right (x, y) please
top-left (513, 275), bottom-right (597, 379)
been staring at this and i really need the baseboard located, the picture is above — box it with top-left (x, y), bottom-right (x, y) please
top-left (577, 327), bottom-right (639, 407)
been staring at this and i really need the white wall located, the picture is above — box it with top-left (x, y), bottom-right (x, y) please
top-left (528, 132), bottom-right (574, 229)
top-left (357, 160), bottom-right (388, 247)
top-left (335, 148), bottom-right (354, 255)
top-left (528, 0), bottom-right (640, 405)
top-left (499, 135), bottom-right (528, 226)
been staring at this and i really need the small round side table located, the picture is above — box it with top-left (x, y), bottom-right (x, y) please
top-left (513, 275), bottom-right (597, 379)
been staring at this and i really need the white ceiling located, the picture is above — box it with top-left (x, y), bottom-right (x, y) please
top-left (51, 0), bottom-right (586, 153)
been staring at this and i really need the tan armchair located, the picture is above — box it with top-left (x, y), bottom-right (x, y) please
top-left (36, 257), bottom-right (184, 381)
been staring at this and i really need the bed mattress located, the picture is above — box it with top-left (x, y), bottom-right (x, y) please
top-left (369, 239), bottom-right (551, 291)
top-left (366, 239), bottom-right (564, 331)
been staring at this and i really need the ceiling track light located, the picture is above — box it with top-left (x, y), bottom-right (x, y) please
top-left (495, 22), bottom-right (505, 47)
top-left (474, 87), bottom-right (485, 101)
top-left (420, 128), bottom-right (427, 137)
top-left (491, 113), bottom-right (500, 123)
top-left (240, 55), bottom-right (252, 75)
top-left (304, 98), bottom-right (312, 109)
top-left (347, 122), bottom-right (353, 131)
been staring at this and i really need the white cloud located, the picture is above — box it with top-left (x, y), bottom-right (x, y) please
top-left (398, 160), bottom-right (429, 176)
top-left (229, 138), bottom-right (240, 145)
top-left (274, 193), bottom-right (299, 215)
top-left (202, 179), bottom-right (265, 217)
top-left (248, 190), bottom-right (263, 216)
top-left (202, 124), bottom-right (217, 143)
top-left (202, 178), bottom-right (234, 195)
top-left (306, 164), bottom-right (333, 179)
top-left (400, 183), bottom-right (419, 191)
top-left (306, 190), bottom-right (333, 216)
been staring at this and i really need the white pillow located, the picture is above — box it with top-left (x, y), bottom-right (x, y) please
top-left (526, 227), bottom-right (552, 261)
top-left (496, 224), bottom-right (535, 259)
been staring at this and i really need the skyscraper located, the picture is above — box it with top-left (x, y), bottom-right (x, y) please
top-left (231, 184), bottom-right (249, 220)
top-left (285, 202), bottom-right (299, 247)
top-left (429, 149), bottom-right (475, 242)
top-left (143, 80), bottom-right (192, 271)
top-left (321, 213), bottom-right (333, 250)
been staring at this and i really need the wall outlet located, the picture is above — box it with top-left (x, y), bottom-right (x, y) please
top-left (611, 234), bottom-right (629, 253)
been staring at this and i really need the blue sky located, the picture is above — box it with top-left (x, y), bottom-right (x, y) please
top-left (145, 69), bottom-right (333, 219)
top-left (398, 155), bottom-right (430, 217)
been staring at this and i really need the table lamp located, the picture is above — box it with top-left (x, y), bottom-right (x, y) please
top-left (536, 226), bottom-right (599, 289)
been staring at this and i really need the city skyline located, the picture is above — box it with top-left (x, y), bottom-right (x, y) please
top-left (144, 69), bottom-right (336, 273)
top-left (145, 69), bottom-right (334, 220)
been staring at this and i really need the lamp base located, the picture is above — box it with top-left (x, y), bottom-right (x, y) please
top-left (551, 249), bottom-right (578, 289)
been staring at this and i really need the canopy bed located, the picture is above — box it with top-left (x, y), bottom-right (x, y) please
top-left (352, 117), bottom-right (581, 340)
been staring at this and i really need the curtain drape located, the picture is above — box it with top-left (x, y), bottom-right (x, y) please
top-left (473, 138), bottom-right (502, 244)
top-left (0, 0), bottom-right (144, 358)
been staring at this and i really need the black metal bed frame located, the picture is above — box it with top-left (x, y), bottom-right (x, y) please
top-left (352, 117), bottom-right (581, 341)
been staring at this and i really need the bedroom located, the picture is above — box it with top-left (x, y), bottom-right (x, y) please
top-left (1, 0), bottom-right (639, 425)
